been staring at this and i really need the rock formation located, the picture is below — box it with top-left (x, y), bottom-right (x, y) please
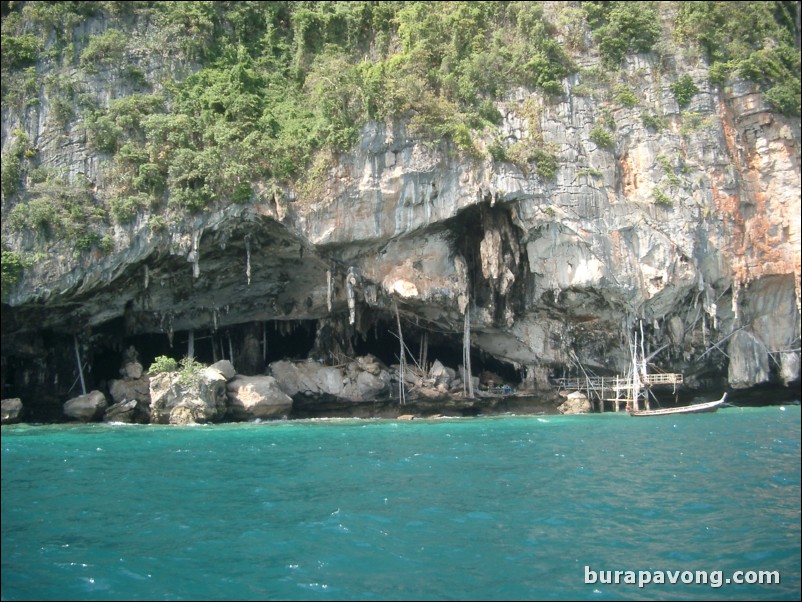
top-left (1, 3), bottom-right (799, 420)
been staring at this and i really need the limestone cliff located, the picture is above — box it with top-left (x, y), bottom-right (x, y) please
top-left (1, 2), bottom-right (799, 416)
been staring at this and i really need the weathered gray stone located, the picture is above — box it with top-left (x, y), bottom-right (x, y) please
top-left (226, 375), bottom-right (293, 421)
top-left (728, 330), bottom-right (770, 389)
top-left (122, 362), bottom-right (144, 380)
top-left (104, 399), bottom-right (143, 424)
top-left (64, 391), bottom-right (108, 422)
top-left (148, 368), bottom-right (227, 425)
top-left (109, 376), bottom-right (150, 406)
top-left (209, 359), bottom-right (237, 381)
top-left (558, 392), bottom-right (592, 415)
top-left (1, 398), bottom-right (24, 424)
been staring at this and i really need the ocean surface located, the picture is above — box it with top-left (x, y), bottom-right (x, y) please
top-left (2, 406), bottom-right (800, 601)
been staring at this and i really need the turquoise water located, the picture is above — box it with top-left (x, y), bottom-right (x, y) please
top-left (2, 407), bottom-right (800, 601)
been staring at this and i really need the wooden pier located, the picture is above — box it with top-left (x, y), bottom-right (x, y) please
top-left (554, 373), bottom-right (683, 412)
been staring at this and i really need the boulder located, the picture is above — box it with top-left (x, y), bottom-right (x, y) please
top-left (149, 368), bottom-right (227, 425)
top-left (1, 398), bottom-right (24, 424)
top-left (104, 399), bottom-right (145, 423)
top-left (122, 361), bottom-right (144, 380)
top-left (64, 390), bottom-right (108, 422)
top-left (226, 375), bottom-right (293, 421)
top-left (109, 376), bottom-right (150, 405)
top-left (429, 359), bottom-right (456, 387)
top-left (209, 359), bottom-right (237, 381)
top-left (557, 391), bottom-right (592, 415)
top-left (269, 359), bottom-right (345, 398)
top-left (353, 370), bottom-right (392, 400)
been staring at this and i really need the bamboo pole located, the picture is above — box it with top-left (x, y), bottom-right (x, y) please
top-left (394, 301), bottom-right (406, 405)
top-left (73, 334), bottom-right (86, 396)
top-left (463, 310), bottom-right (474, 398)
top-left (262, 321), bottom-right (267, 363)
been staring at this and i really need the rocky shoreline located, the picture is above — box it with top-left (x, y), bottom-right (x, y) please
top-left (0, 352), bottom-right (571, 425)
top-left (3, 348), bottom-right (797, 426)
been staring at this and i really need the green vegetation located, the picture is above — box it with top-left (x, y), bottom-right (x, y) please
top-left (1, 0), bottom-right (799, 258)
top-left (613, 85), bottom-right (639, 108)
top-left (652, 187), bottom-right (673, 207)
top-left (641, 111), bottom-right (668, 131)
top-left (657, 154), bottom-right (681, 186)
top-left (670, 74), bottom-right (699, 109)
top-left (7, 176), bottom-right (110, 255)
top-left (1, 34), bottom-right (41, 69)
top-left (582, 1), bottom-right (662, 66)
top-left (79, 28), bottom-right (127, 71)
top-left (675, 1), bottom-right (800, 116)
top-left (178, 357), bottom-right (205, 388)
top-left (145, 354), bottom-right (206, 388)
top-left (589, 124), bottom-right (615, 150)
top-left (1, 248), bottom-right (23, 298)
top-left (148, 355), bottom-right (178, 374)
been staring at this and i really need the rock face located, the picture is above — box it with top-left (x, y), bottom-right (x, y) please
top-left (0, 7), bottom-right (799, 419)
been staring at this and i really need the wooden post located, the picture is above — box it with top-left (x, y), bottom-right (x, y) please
top-left (262, 321), bottom-right (267, 363)
top-left (419, 331), bottom-right (428, 373)
top-left (463, 310), bottom-right (474, 398)
top-left (73, 334), bottom-right (86, 396)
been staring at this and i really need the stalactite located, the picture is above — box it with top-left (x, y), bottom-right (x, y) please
top-left (143, 265), bottom-right (149, 290)
top-left (245, 236), bottom-right (252, 287)
top-left (167, 313), bottom-right (174, 348)
top-left (228, 331), bottom-right (235, 369)
top-left (191, 230), bottom-right (202, 279)
top-left (346, 267), bottom-right (357, 325)
top-left (188, 329), bottom-right (194, 359)
top-left (327, 269), bottom-right (333, 313)
top-left (262, 321), bottom-right (268, 363)
top-left (732, 280), bottom-right (740, 324)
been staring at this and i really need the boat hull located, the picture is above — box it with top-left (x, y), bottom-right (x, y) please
top-left (629, 393), bottom-right (728, 417)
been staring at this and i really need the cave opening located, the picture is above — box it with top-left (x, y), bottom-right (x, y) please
top-left (443, 199), bottom-right (529, 326)
top-left (120, 319), bottom-right (320, 376)
top-left (351, 315), bottom-right (521, 387)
